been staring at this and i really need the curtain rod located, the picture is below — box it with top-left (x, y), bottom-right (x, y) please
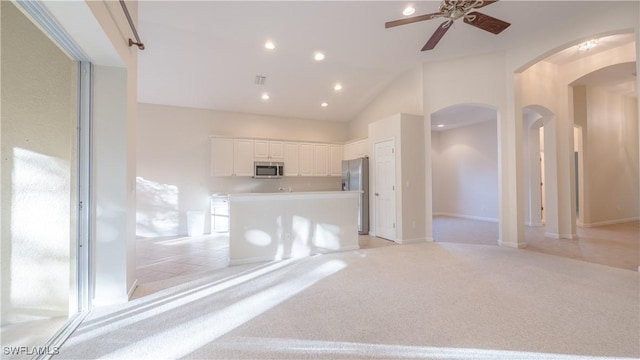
top-left (119, 0), bottom-right (145, 50)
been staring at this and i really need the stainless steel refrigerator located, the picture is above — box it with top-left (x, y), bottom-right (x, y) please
top-left (341, 157), bottom-right (369, 235)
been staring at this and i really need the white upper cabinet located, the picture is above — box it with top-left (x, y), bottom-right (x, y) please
top-left (314, 144), bottom-right (329, 176)
top-left (254, 140), bottom-right (284, 160)
top-left (233, 138), bottom-right (254, 176)
top-left (329, 144), bottom-right (343, 176)
top-left (283, 142), bottom-right (299, 176)
top-left (211, 138), bottom-right (234, 176)
top-left (344, 138), bottom-right (368, 160)
top-left (269, 141), bottom-right (284, 159)
top-left (212, 137), bottom-right (342, 177)
top-left (298, 143), bottom-right (314, 176)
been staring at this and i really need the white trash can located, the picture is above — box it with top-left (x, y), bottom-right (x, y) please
top-left (186, 210), bottom-right (205, 236)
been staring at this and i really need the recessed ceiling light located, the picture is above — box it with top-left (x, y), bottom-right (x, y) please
top-left (403, 6), bottom-right (415, 16)
top-left (577, 39), bottom-right (598, 51)
top-left (264, 41), bottom-right (275, 50)
top-left (437, 124), bottom-right (445, 128)
top-left (334, 83), bottom-right (343, 91)
top-left (261, 93), bottom-right (270, 100)
top-left (314, 52), bottom-right (325, 61)
top-left (321, 102), bottom-right (328, 107)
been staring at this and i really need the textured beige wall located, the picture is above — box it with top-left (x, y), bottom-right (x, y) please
top-left (1, 1), bottom-right (77, 325)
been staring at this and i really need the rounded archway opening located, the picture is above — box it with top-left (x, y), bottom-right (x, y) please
top-left (430, 103), bottom-right (500, 246)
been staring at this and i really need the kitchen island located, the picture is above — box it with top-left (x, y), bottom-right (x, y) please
top-left (228, 191), bottom-right (360, 265)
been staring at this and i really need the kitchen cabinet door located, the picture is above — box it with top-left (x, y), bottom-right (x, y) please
top-left (283, 142), bottom-right (299, 176)
top-left (233, 139), bottom-right (254, 176)
top-left (254, 140), bottom-right (270, 159)
top-left (298, 143), bottom-right (314, 176)
top-left (269, 141), bottom-right (284, 159)
top-left (329, 144), bottom-right (343, 176)
top-left (211, 138), bottom-right (233, 176)
top-left (255, 140), bottom-right (284, 160)
top-left (314, 144), bottom-right (329, 176)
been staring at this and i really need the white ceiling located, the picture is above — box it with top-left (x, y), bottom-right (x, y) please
top-left (137, 1), bottom-right (637, 123)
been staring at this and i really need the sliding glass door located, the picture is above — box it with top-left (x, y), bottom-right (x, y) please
top-left (1, 1), bottom-right (91, 355)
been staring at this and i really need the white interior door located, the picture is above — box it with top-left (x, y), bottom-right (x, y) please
top-left (374, 139), bottom-right (396, 241)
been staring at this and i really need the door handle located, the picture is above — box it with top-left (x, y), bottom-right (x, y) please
top-left (375, 193), bottom-right (379, 196)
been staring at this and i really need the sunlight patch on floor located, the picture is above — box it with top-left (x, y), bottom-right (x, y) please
top-left (101, 260), bottom-right (347, 359)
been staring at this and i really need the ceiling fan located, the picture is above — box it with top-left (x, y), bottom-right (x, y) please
top-left (385, 0), bottom-right (511, 51)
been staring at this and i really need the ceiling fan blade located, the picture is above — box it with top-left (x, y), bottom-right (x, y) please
top-left (469, 0), bottom-right (499, 9)
top-left (385, 12), bottom-right (442, 28)
top-left (422, 21), bottom-right (452, 51)
top-left (463, 11), bottom-right (510, 34)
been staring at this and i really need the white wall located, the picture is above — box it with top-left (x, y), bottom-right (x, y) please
top-left (85, 0), bottom-right (138, 305)
top-left (584, 86), bottom-right (639, 225)
top-left (519, 39), bottom-right (638, 238)
top-left (92, 65), bottom-right (131, 304)
top-left (368, 113), bottom-right (426, 243)
top-left (432, 120), bottom-right (499, 222)
top-left (422, 51), bottom-right (511, 245)
top-left (400, 114), bottom-right (426, 242)
top-left (509, 1), bottom-right (639, 242)
top-left (137, 103), bottom-right (348, 236)
top-left (348, 65), bottom-right (423, 140)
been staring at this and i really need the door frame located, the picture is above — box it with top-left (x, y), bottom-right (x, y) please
top-left (373, 138), bottom-right (397, 241)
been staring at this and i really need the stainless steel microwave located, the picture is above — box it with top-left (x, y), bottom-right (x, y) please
top-left (254, 161), bottom-right (284, 179)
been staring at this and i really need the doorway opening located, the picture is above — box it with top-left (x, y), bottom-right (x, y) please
top-left (430, 104), bottom-right (500, 245)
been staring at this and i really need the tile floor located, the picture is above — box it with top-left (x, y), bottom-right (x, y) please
top-left (433, 216), bottom-right (639, 271)
top-left (136, 233), bottom-right (231, 284)
top-left (135, 218), bottom-right (638, 296)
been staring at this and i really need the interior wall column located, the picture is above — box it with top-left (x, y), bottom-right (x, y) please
top-left (423, 113), bottom-right (434, 242)
top-left (554, 85), bottom-right (577, 239)
top-left (500, 73), bottom-right (525, 248)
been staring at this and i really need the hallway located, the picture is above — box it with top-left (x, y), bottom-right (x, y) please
top-left (433, 216), bottom-right (639, 271)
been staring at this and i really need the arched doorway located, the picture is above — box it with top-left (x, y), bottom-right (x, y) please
top-left (516, 33), bottom-right (638, 270)
top-left (430, 104), bottom-right (500, 245)
top-left (522, 105), bottom-right (559, 237)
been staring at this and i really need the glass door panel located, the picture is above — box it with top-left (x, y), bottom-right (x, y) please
top-left (1, 0), bottom-right (80, 352)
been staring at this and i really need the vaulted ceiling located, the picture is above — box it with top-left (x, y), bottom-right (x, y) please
top-left (137, 1), bottom-right (636, 123)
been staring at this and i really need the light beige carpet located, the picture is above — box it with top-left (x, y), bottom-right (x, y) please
top-left (57, 242), bottom-right (639, 359)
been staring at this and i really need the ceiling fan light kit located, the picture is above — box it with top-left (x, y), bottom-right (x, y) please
top-left (386, 0), bottom-right (510, 51)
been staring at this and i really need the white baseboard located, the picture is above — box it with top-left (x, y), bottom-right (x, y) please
top-left (498, 239), bottom-right (527, 248)
top-left (581, 217), bottom-right (640, 228)
top-left (434, 212), bottom-right (499, 223)
top-left (544, 232), bottom-right (577, 240)
top-left (398, 237), bottom-right (427, 244)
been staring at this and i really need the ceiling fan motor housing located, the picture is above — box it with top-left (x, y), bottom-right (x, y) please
top-left (440, 0), bottom-right (484, 20)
